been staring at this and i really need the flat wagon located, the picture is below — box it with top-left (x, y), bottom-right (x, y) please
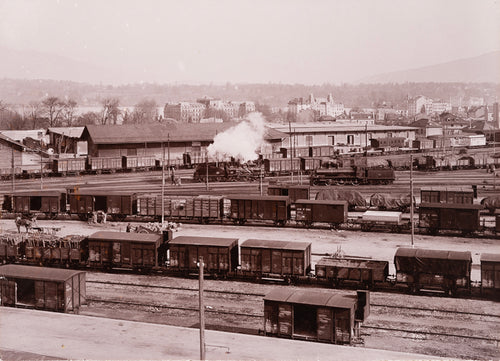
top-left (168, 236), bottom-right (238, 276)
top-left (239, 239), bottom-right (311, 279)
top-left (0, 264), bottom-right (86, 313)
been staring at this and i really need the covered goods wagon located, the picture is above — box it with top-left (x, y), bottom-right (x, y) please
top-left (294, 199), bottom-right (348, 227)
top-left (228, 195), bottom-right (290, 225)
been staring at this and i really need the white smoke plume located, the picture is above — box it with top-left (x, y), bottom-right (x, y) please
top-left (207, 112), bottom-right (266, 162)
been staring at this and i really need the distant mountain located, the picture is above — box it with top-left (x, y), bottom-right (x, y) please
top-left (359, 51), bottom-right (500, 84)
top-left (0, 46), bottom-right (120, 84)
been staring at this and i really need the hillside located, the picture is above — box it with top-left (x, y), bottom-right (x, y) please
top-left (359, 51), bottom-right (500, 84)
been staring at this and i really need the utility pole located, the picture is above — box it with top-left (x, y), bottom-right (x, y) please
top-left (199, 257), bottom-right (206, 360)
top-left (289, 121), bottom-right (293, 183)
top-left (11, 147), bottom-right (15, 210)
top-left (410, 154), bottom-right (414, 247)
top-left (205, 149), bottom-right (209, 191)
top-left (162, 142), bottom-right (165, 224)
top-left (40, 151), bottom-right (43, 190)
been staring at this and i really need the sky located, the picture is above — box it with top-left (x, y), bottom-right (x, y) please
top-left (0, 0), bottom-right (499, 84)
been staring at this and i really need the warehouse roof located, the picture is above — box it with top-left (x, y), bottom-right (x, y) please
top-left (0, 264), bottom-right (84, 282)
top-left (170, 236), bottom-right (238, 247)
top-left (83, 123), bottom-right (285, 144)
top-left (47, 127), bottom-right (85, 138)
top-left (264, 289), bottom-right (356, 309)
top-left (270, 123), bottom-right (417, 134)
top-left (241, 239), bottom-right (311, 251)
top-left (87, 231), bottom-right (161, 243)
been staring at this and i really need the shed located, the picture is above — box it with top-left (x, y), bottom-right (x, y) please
top-left (0, 264), bottom-right (86, 313)
top-left (240, 239), bottom-right (311, 276)
top-left (168, 236), bottom-right (239, 274)
top-left (85, 231), bottom-right (163, 269)
top-left (263, 289), bottom-right (368, 344)
top-left (480, 253), bottom-right (500, 290)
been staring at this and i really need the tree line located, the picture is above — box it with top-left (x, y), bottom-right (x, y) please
top-left (0, 97), bottom-right (160, 130)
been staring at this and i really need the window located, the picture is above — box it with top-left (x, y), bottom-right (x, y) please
top-left (306, 135), bottom-right (313, 147)
top-left (329, 136), bottom-right (335, 145)
top-left (347, 135), bottom-right (354, 144)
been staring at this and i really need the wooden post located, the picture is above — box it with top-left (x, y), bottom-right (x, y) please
top-left (199, 257), bottom-right (206, 360)
top-left (410, 154), bottom-right (414, 247)
top-left (162, 142), bottom-right (165, 224)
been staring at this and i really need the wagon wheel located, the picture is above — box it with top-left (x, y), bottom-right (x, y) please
top-left (47, 213), bottom-right (58, 220)
top-left (312, 179), bottom-right (320, 186)
top-left (113, 214), bottom-right (127, 222)
top-left (78, 213), bottom-right (90, 222)
top-left (238, 219), bottom-right (246, 226)
top-left (351, 179), bottom-right (359, 186)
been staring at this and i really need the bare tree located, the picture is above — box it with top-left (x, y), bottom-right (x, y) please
top-left (100, 98), bottom-right (121, 125)
top-left (129, 99), bottom-right (158, 124)
top-left (42, 96), bottom-right (65, 127)
top-left (62, 99), bottom-right (78, 126)
top-left (75, 111), bottom-right (100, 126)
top-left (26, 101), bottom-right (45, 129)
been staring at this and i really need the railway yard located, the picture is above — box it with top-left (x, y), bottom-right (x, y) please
top-left (1, 167), bottom-right (499, 360)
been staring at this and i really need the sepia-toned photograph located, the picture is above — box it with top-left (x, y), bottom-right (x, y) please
top-left (0, 0), bottom-right (499, 360)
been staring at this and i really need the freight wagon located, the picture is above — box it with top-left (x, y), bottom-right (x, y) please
top-left (7, 190), bottom-right (66, 218)
top-left (68, 190), bottom-right (137, 221)
top-left (86, 156), bottom-right (122, 174)
top-left (315, 257), bottom-right (389, 288)
top-left (418, 202), bottom-right (483, 234)
top-left (420, 187), bottom-right (474, 204)
top-left (267, 185), bottom-right (310, 202)
top-left (168, 236), bottom-right (239, 276)
top-left (228, 195), bottom-right (290, 226)
top-left (263, 289), bottom-right (369, 345)
top-left (52, 158), bottom-right (87, 176)
top-left (240, 239), bottom-right (311, 279)
top-left (294, 199), bottom-right (348, 228)
top-left (394, 247), bottom-right (472, 295)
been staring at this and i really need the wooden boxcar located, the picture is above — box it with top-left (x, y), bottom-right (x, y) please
top-left (87, 156), bottom-right (122, 174)
top-left (228, 195), bottom-right (290, 226)
top-left (420, 187), bottom-right (474, 204)
top-left (137, 194), bottom-right (224, 222)
top-left (22, 235), bottom-right (83, 265)
top-left (263, 158), bottom-right (301, 175)
top-left (267, 185), bottom-right (310, 202)
top-left (85, 231), bottom-right (163, 269)
top-left (52, 158), bottom-right (87, 175)
top-left (11, 190), bottom-right (66, 217)
top-left (394, 247), bottom-right (472, 294)
top-left (0, 234), bottom-right (21, 262)
top-left (240, 239), bottom-right (311, 278)
top-left (294, 199), bottom-right (348, 227)
top-left (315, 257), bottom-right (389, 288)
top-left (122, 156), bottom-right (157, 171)
top-left (300, 157), bottom-right (322, 173)
top-left (0, 264), bottom-right (86, 313)
top-left (263, 289), bottom-right (368, 344)
top-left (168, 236), bottom-right (238, 275)
top-left (418, 202), bottom-right (483, 234)
top-left (480, 253), bottom-right (500, 293)
top-left (68, 190), bottom-right (137, 221)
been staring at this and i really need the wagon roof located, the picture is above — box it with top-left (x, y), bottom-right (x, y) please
top-left (12, 190), bottom-right (65, 197)
top-left (241, 239), bottom-right (311, 251)
top-left (480, 253), bottom-right (500, 263)
top-left (294, 199), bottom-right (348, 206)
top-left (69, 190), bottom-right (137, 196)
top-left (170, 236), bottom-right (238, 247)
top-left (0, 264), bottom-right (84, 282)
top-left (227, 195), bottom-right (290, 202)
top-left (88, 231), bottom-right (161, 243)
top-left (268, 185), bottom-right (310, 190)
top-left (395, 247), bottom-right (472, 261)
top-left (264, 288), bottom-right (356, 309)
top-left (418, 202), bottom-right (484, 210)
top-left (420, 187), bottom-right (474, 192)
top-left (316, 257), bottom-right (388, 270)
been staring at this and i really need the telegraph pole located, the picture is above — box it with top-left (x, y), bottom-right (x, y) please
top-left (410, 154), bottom-right (414, 247)
top-left (199, 257), bottom-right (206, 360)
top-left (161, 142), bottom-right (165, 224)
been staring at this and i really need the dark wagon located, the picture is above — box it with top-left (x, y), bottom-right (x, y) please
top-left (480, 253), bottom-right (500, 293)
top-left (394, 247), bottom-right (472, 295)
top-left (267, 185), bottom-right (310, 202)
top-left (263, 289), bottom-right (369, 345)
top-left (315, 257), bottom-right (389, 288)
top-left (84, 231), bottom-right (163, 270)
top-left (168, 236), bottom-right (239, 276)
top-left (418, 202), bottom-right (483, 234)
top-left (294, 199), bottom-right (348, 228)
top-left (0, 264), bottom-right (86, 313)
top-left (228, 195), bottom-right (290, 226)
top-left (420, 187), bottom-right (474, 204)
top-left (239, 239), bottom-right (311, 279)
top-left (10, 190), bottom-right (66, 218)
top-left (68, 190), bottom-right (137, 221)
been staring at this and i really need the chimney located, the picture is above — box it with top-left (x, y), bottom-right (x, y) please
top-left (484, 104), bottom-right (489, 121)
